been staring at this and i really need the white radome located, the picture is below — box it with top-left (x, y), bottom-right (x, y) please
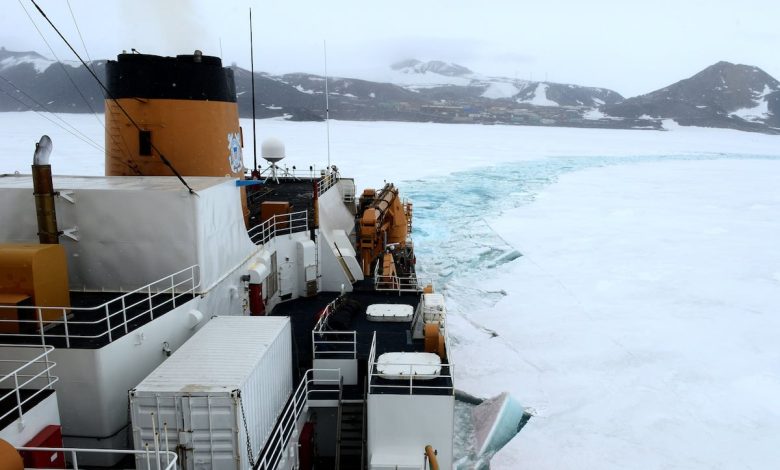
top-left (261, 137), bottom-right (286, 163)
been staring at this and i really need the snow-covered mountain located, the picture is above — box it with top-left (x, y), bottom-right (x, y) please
top-left (602, 61), bottom-right (780, 132)
top-left (513, 81), bottom-right (623, 108)
top-left (0, 48), bottom-right (57, 73)
top-left (391, 59), bottom-right (473, 77)
top-left (0, 48), bottom-right (777, 133)
top-left (355, 58), bottom-right (625, 110)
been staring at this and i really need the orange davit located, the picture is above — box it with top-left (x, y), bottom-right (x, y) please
top-left (358, 183), bottom-right (409, 275)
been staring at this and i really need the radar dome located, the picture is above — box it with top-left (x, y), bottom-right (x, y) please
top-left (261, 138), bottom-right (286, 163)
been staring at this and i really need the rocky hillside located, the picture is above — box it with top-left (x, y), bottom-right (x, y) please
top-left (0, 48), bottom-right (104, 113)
top-left (391, 59), bottom-right (473, 77)
top-left (1, 48), bottom-right (778, 133)
top-left (602, 61), bottom-right (780, 133)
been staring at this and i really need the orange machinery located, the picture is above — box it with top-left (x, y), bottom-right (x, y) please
top-left (357, 183), bottom-right (411, 276)
top-left (0, 244), bottom-right (70, 333)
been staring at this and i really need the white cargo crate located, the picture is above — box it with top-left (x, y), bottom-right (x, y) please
top-left (422, 293), bottom-right (446, 324)
top-left (130, 316), bottom-right (292, 470)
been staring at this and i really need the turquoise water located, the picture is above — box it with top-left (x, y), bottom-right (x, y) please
top-left (404, 153), bottom-right (779, 466)
top-left (403, 154), bottom-right (779, 287)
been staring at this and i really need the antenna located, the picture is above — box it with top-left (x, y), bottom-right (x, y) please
top-left (249, 9), bottom-right (258, 174)
top-left (219, 37), bottom-right (223, 58)
top-left (323, 40), bottom-right (331, 168)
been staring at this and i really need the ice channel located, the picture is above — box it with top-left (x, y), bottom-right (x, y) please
top-left (401, 154), bottom-right (772, 467)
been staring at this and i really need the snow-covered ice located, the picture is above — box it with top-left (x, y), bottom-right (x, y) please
top-left (446, 159), bottom-right (780, 469)
top-left (1, 111), bottom-right (779, 469)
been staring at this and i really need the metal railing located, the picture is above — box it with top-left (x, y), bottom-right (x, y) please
top-left (372, 263), bottom-right (430, 293)
top-left (248, 210), bottom-right (309, 246)
top-left (311, 297), bottom-right (357, 358)
top-left (0, 265), bottom-right (199, 348)
top-left (313, 297), bottom-right (340, 332)
top-left (312, 330), bottom-right (357, 360)
top-left (0, 344), bottom-right (57, 426)
top-left (15, 446), bottom-right (178, 470)
top-left (367, 333), bottom-right (453, 396)
top-left (334, 377), bottom-right (345, 470)
top-left (316, 170), bottom-right (339, 196)
top-left (255, 369), bottom-right (341, 470)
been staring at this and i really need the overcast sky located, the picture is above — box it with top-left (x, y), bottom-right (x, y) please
top-left (2, 0), bottom-right (778, 97)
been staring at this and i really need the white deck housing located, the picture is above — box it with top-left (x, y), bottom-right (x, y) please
top-left (0, 175), bottom-right (256, 293)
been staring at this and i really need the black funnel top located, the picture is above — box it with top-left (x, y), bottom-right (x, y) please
top-left (106, 53), bottom-right (236, 102)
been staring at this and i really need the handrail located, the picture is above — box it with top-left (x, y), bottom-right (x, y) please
top-left (367, 332), bottom-right (377, 375)
top-left (0, 265), bottom-right (199, 348)
top-left (311, 297), bottom-right (357, 360)
top-left (316, 170), bottom-right (339, 196)
top-left (366, 333), bottom-right (453, 395)
top-left (312, 296), bottom-right (340, 332)
top-left (16, 446), bottom-right (178, 470)
top-left (247, 210), bottom-right (309, 246)
top-left (312, 330), bottom-right (357, 360)
top-left (334, 375), bottom-right (345, 470)
top-left (255, 369), bottom-right (341, 470)
top-left (373, 262), bottom-right (429, 293)
top-left (0, 344), bottom-right (57, 426)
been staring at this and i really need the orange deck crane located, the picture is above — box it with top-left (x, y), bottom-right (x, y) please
top-left (357, 183), bottom-right (413, 277)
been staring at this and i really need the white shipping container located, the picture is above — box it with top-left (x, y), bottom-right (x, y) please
top-left (130, 316), bottom-right (293, 470)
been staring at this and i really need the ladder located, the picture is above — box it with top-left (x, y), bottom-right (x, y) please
top-left (336, 400), bottom-right (365, 470)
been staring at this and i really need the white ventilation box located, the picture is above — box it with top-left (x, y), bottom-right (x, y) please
top-left (422, 293), bottom-right (446, 324)
top-left (129, 316), bottom-right (292, 470)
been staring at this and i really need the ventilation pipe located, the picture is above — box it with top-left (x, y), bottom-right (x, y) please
top-left (32, 135), bottom-right (59, 244)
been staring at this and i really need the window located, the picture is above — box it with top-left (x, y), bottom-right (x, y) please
top-left (139, 130), bottom-right (152, 156)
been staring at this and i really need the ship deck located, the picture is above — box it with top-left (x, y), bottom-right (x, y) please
top-left (246, 176), bottom-right (319, 229)
top-left (0, 290), bottom-right (194, 349)
top-left (271, 281), bottom-right (453, 399)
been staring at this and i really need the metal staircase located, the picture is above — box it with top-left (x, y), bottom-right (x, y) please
top-left (336, 400), bottom-right (365, 469)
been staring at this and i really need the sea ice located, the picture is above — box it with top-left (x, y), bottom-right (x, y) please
top-left (1, 112), bottom-right (779, 469)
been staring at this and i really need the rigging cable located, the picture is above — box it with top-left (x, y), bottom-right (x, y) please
top-left (0, 74), bottom-right (104, 151)
top-left (0, 86), bottom-right (102, 152)
top-left (16, 0), bottom-right (103, 129)
top-left (65, 0), bottom-right (94, 72)
top-left (29, 0), bottom-right (195, 194)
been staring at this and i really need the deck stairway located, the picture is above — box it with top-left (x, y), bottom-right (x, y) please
top-left (336, 400), bottom-right (365, 470)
